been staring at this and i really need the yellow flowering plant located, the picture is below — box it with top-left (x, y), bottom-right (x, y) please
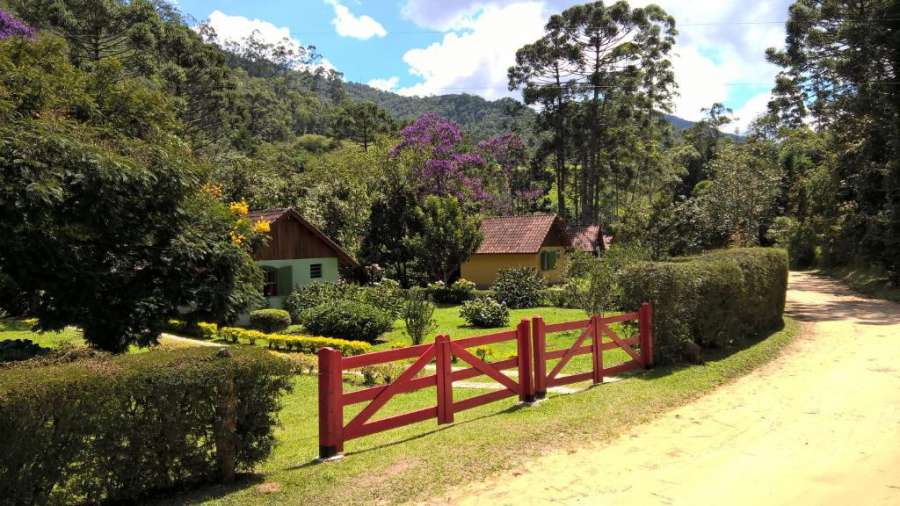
top-left (228, 200), bottom-right (249, 217)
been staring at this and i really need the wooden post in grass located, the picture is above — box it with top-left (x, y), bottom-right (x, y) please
top-left (318, 347), bottom-right (343, 459)
top-left (516, 319), bottom-right (535, 403)
top-left (531, 316), bottom-right (547, 400)
top-left (639, 303), bottom-right (655, 368)
top-left (435, 334), bottom-right (454, 425)
top-left (590, 315), bottom-right (603, 384)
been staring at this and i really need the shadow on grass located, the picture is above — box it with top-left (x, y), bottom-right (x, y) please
top-left (141, 473), bottom-right (265, 506)
top-left (283, 401), bottom-right (531, 471)
top-left (626, 318), bottom-right (790, 383)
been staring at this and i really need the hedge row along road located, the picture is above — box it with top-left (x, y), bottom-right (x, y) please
top-left (431, 272), bottom-right (900, 505)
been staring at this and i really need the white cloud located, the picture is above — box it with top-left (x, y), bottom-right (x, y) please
top-left (732, 92), bottom-right (772, 134)
top-left (367, 77), bottom-right (400, 91)
top-left (401, 0), bottom-right (571, 31)
top-left (325, 0), bottom-right (387, 40)
top-left (397, 2), bottom-right (548, 99)
top-left (202, 10), bottom-right (336, 71)
top-left (398, 0), bottom-right (792, 126)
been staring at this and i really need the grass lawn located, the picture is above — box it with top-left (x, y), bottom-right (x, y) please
top-left (0, 319), bottom-right (199, 353)
top-left (0, 319), bottom-right (84, 348)
top-left (156, 317), bottom-right (799, 506)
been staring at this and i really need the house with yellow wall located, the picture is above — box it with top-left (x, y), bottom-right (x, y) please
top-left (461, 214), bottom-right (573, 288)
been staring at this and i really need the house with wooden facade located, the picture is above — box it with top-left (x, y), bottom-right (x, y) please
top-left (461, 214), bottom-right (572, 288)
top-left (248, 208), bottom-right (358, 309)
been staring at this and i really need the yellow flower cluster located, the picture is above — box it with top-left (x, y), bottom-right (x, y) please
top-left (228, 200), bottom-right (249, 217)
top-left (253, 219), bottom-right (271, 233)
top-left (201, 183), bottom-right (223, 199)
top-left (229, 230), bottom-right (246, 246)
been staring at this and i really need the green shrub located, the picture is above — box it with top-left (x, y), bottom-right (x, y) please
top-left (492, 267), bottom-right (545, 309)
top-left (428, 278), bottom-right (476, 304)
top-left (284, 280), bottom-right (405, 323)
top-left (539, 287), bottom-right (575, 308)
top-left (358, 279), bottom-right (406, 319)
top-left (460, 297), bottom-right (510, 328)
top-left (620, 248), bottom-right (788, 363)
top-left (0, 348), bottom-right (293, 505)
top-left (249, 309), bottom-right (291, 333)
top-left (301, 301), bottom-right (394, 343)
top-left (163, 319), bottom-right (219, 339)
top-left (284, 282), bottom-right (357, 323)
top-left (402, 289), bottom-right (437, 345)
top-left (283, 324), bottom-right (305, 335)
top-left (767, 216), bottom-right (817, 268)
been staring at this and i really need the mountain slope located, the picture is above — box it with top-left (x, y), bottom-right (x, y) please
top-left (345, 82), bottom-right (698, 139)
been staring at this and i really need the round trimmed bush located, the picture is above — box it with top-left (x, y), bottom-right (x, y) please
top-left (301, 301), bottom-right (394, 343)
top-left (460, 297), bottom-right (509, 328)
top-left (249, 309), bottom-right (291, 334)
top-left (492, 267), bottom-right (545, 308)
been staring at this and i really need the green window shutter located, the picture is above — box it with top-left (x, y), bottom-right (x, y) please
top-left (276, 265), bottom-right (293, 296)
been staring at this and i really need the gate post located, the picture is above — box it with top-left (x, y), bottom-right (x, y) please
top-left (516, 319), bottom-right (535, 403)
top-left (531, 316), bottom-right (546, 400)
top-left (639, 303), bottom-right (655, 368)
top-left (590, 315), bottom-right (604, 384)
top-left (318, 347), bottom-right (344, 460)
top-left (435, 334), bottom-right (454, 424)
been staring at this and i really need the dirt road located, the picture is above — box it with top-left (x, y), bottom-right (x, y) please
top-left (437, 272), bottom-right (900, 505)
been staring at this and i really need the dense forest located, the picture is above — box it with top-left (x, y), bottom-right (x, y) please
top-left (0, 0), bottom-right (898, 351)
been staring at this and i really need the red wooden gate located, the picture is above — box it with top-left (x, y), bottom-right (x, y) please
top-left (532, 302), bottom-right (654, 399)
top-left (318, 320), bottom-right (534, 459)
top-left (318, 304), bottom-right (653, 460)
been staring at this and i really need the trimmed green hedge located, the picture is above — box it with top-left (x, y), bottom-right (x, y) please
top-left (620, 248), bottom-right (788, 363)
top-left (301, 301), bottom-right (394, 343)
top-left (249, 309), bottom-right (291, 333)
top-left (0, 348), bottom-right (293, 505)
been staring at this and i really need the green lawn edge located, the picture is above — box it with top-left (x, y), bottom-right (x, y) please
top-left (164, 316), bottom-right (800, 506)
top-left (822, 266), bottom-right (900, 303)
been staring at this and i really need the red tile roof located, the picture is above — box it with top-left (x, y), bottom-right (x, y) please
top-left (568, 224), bottom-right (603, 253)
top-left (475, 214), bottom-right (568, 254)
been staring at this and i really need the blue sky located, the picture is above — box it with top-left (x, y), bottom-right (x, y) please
top-left (174, 0), bottom-right (793, 132)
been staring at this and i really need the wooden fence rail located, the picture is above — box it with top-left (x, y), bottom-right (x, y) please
top-left (318, 303), bottom-right (653, 460)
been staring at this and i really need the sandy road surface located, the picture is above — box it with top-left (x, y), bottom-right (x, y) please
top-left (431, 272), bottom-right (900, 506)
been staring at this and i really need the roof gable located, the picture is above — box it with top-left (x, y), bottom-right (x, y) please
top-left (475, 214), bottom-right (571, 254)
top-left (248, 208), bottom-right (358, 267)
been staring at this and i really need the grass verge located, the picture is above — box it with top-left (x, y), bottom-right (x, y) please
top-left (0, 319), bottom-right (84, 348)
top-left (823, 265), bottom-right (900, 303)
top-left (158, 317), bottom-right (799, 506)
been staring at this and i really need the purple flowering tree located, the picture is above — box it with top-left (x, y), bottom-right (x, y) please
top-left (390, 113), bottom-right (490, 203)
top-left (477, 132), bottom-right (544, 214)
top-left (0, 9), bottom-right (36, 40)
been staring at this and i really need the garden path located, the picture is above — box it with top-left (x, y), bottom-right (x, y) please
top-left (426, 272), bottom-right (900, 505)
